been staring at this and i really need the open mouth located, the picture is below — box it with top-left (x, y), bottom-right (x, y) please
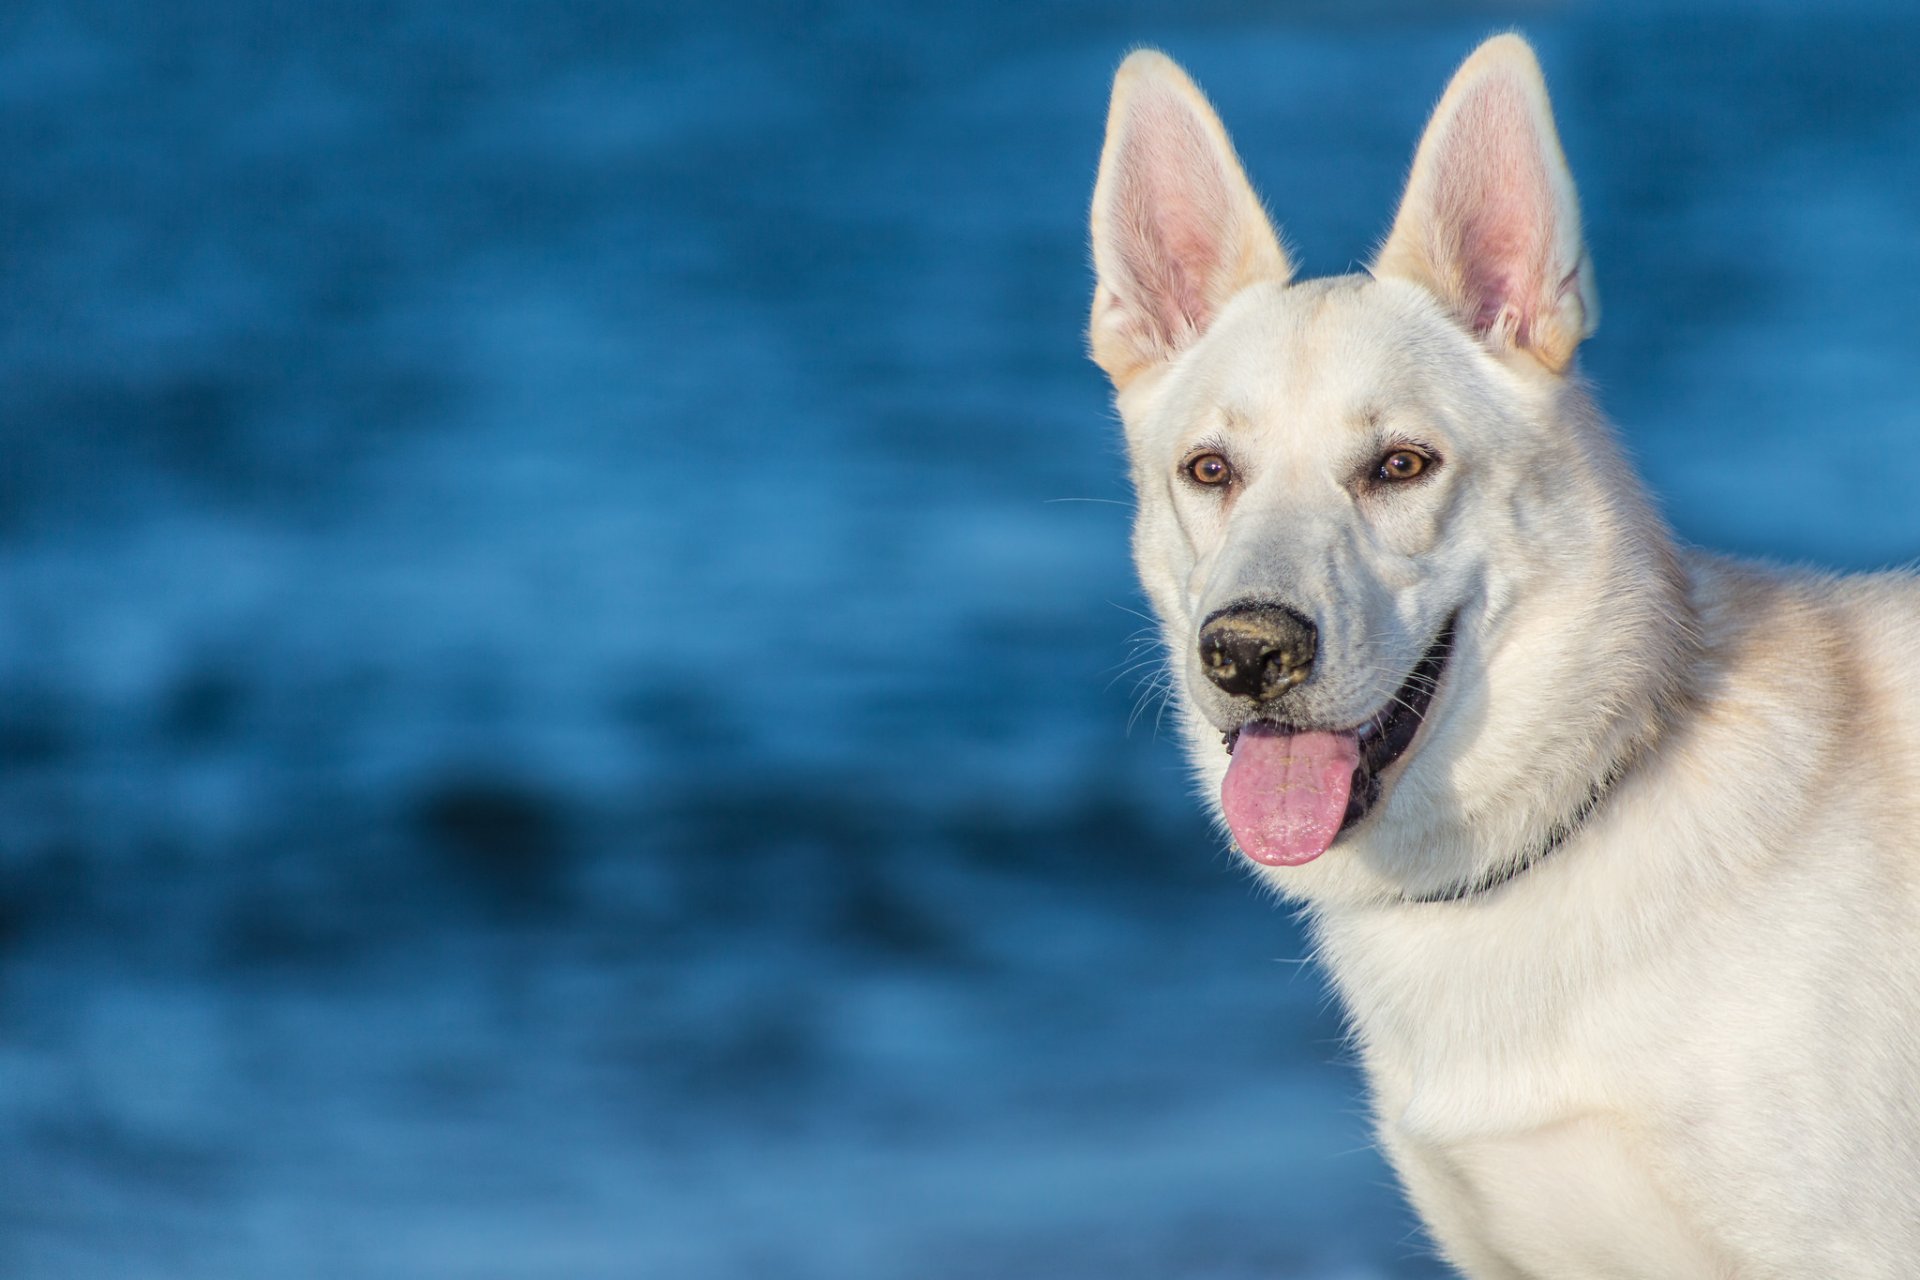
top-left (1219, 616), bottom-right (1457, 867)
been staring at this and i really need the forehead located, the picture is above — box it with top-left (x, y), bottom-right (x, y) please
top-left (1167, 275), bottom-right (1471, 433)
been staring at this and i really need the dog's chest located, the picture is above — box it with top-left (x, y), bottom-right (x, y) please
top-left (1325, 915), bottom-right (1728, 1276)
top-left (1385, 1097), bottom-right (1721, 1279)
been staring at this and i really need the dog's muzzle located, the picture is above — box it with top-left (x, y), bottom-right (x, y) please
top-left (1198, 602), bottom-right (1318, 701)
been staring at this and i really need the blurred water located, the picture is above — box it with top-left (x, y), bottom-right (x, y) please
top-left (1, 1), bottom-right (1916, 1276)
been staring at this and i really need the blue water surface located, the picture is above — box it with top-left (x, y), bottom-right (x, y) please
top-left (1, 1), bottom-right (1916, 1276)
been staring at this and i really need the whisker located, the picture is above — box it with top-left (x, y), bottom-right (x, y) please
top-left (1105, 658), bottom-right (1167, 693)
top-left (1127, 671), bottom-right (1174, 735)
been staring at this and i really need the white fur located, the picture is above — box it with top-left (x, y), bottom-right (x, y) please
top-left (1089, 34), bottom-right (1920, 1277)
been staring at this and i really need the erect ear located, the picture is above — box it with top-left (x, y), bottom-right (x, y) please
top-left (1089, 50), bottom-right (1292, 390)
top-left (1372, 35), bottom-right (1598, 373)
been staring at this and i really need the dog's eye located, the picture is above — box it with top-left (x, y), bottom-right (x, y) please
top-left (1376, 448), bottom-right (1432, 483)
top-left (1186, 453), bottom-right (1233, 487)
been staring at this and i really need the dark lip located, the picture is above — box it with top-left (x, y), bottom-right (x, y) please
top-left (1223, 614), bottom-right (1458, 835)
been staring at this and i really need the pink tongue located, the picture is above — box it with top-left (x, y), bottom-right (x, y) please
top-left (1221, 729), bottom-right (1360, 866)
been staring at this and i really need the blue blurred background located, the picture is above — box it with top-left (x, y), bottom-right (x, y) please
top-left (1, 1), bottom-right (1916, 1275)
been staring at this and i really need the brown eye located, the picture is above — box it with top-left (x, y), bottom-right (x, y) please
top-left (1187, 453), bottom-right (1233, 487)
top-left (1377, 448), bottom-right (1431, 483)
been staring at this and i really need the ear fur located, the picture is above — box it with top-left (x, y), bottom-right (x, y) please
top-left (1373, 34), bottom-right (1598, 373)
top-left (1089, 50), bottom-right (1292, 389)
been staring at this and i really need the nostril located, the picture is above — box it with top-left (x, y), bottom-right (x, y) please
top-left (1254, 646), bottom-right (1310, 685)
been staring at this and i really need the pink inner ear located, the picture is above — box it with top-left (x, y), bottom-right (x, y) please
top-left (1111, 91), bottom-right (1234, 347)
top-left (1430, 77), bottom-right (1556, 346)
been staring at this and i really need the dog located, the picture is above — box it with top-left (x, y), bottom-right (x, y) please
top-left (1087, 33), bottom-right (1920, 1278)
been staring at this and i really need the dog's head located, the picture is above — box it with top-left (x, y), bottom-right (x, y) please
top-left (1090, 37), bottom-right (1688, 904)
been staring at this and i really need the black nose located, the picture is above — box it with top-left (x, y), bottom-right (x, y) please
top-left (1198, 603), bottom-right (1318, 700)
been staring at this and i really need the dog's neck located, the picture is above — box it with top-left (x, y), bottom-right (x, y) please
top-left (1304, 555), bottom-right (1809, 1078)
top-left (1341, 494), bottom-right (1697, 911)
top-left (1404, 756), bottom-right (1634, 906)
top-left (1437, 447), bottom-right (1701, 905)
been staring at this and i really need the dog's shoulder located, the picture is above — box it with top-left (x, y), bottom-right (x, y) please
top-left (1682, 552), bottom-right (1920, 679)
top-left (1682, 555), bottom-right (1920, 877)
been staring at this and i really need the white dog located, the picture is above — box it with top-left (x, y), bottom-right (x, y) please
top-left (1087, 33), bottom-right (1920, 1278)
